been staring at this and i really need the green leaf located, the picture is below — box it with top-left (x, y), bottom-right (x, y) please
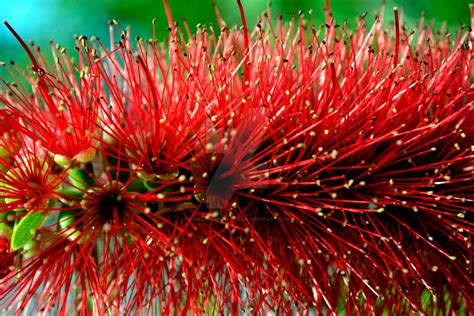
top-left (61, 168), bottom-right (95, 197)
top-left (59, 210), bottom-right (77, 229)
top-left (68, 168), bottom-right (95, 190)
top-left (61, 187), bottom-right (85, 197)
top-left (11, 213), bottom-right (45, 251)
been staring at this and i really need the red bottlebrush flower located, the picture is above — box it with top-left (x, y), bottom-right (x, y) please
top-left (0, 0), bottom-right (473, 314)
top-left (0, 144), bottom-right (61, 217)
top-left (1, 23), bottom-right (100, 166)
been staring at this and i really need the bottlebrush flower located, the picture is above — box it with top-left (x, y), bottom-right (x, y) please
top-left (0, 0), bottom-right (473, 314)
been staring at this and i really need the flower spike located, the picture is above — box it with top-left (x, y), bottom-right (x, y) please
top-left (1, 2), bottom-right (473, 314)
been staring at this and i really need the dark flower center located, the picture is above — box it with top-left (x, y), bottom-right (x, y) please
top-left (207, 163), bottom-right (236, 196)
top-left (97, 192), bottom-right (127, 222)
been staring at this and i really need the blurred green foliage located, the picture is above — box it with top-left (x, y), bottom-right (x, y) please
top-left (0, 0), bottom-right (471, 73)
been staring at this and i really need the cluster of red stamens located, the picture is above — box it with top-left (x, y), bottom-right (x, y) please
top-left (0, 1), bottom-right (473, 314)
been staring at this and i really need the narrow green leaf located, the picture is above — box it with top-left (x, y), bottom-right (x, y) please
top-left (11, 213), bottom-right (44, 251)
top-left (68, 168), bottom-right (95, 190)
top-left (59, 210), bottom-right (77, 229)
top-left (61, 168), bottom-right (95, 197)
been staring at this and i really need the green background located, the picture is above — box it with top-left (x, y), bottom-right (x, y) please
top-left (0, 0), bottom-right (471, 74)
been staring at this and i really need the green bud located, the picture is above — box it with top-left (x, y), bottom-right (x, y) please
top-left (74, 147), bottom-right (96, 163)
top-left (54, 154), bottom-right (72, 166)
top-left (0, 223), bottom-right (13, 238)
top-left (156, 167), bottom-right (179, 181)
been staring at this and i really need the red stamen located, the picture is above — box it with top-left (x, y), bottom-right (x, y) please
top-left (393, 7), bottom-right (400, 68)
top-left (3, 21), bottom-right (41, 73)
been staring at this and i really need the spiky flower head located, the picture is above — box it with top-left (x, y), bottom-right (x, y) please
top-left (0, 1), bottom-right (473, 314)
